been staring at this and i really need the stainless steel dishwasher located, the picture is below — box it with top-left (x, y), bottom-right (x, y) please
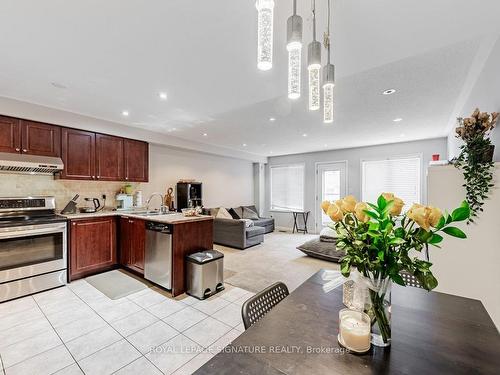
top-left (145, 221), bottom-right (172, 289)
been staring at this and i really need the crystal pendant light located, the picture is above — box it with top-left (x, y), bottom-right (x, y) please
top-left (287, 0), bottom-right (303, 99)
top-left (323, 0), bottom-right (335, 123)
top-left (307, 0), bottom-right (321, 110)
top-left (256, 0), bottom-right (275, 71)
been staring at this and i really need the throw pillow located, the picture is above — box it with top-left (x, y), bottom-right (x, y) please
top-left (244, 205), bottom-right (260, 217)
top-left (242, 206), bottom-right (259, 220)
top-left (232, 207), bottom-right (244, 219)
top-left (320, 227), bottom-right (337, 243)
top-left (216, 207), bottom-right (233, 219)
top-left (228, 208), bottom-right (240, 219)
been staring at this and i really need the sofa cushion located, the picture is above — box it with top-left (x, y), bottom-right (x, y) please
top-left (246, 226), bottom-right (265, 239)
top-left (242, 207), bottom-right (259, 220)
top-left (228, 208), bottom-right (240, 219)
top-left (297, 238), bottom-right (344, 262)
top-left (216, 207), bottom-right (233, 219)
top-left (320, 227), bottom-right (337, 243)
top-left (241, 219), bottom-right (254, 228)
top-left (252, 218), bottom-right (274, 228)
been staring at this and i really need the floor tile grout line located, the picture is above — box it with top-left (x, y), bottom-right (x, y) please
top-left (31, 290), bottom-right (87, 375)
top-left (66, 286), bottom-right (169, 374)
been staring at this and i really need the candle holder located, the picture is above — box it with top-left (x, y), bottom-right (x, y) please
top-left (338, 308), bottom-right (371, 354)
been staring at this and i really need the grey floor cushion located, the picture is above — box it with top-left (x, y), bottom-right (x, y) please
top-left (297, 237), bottom-right (345, 262)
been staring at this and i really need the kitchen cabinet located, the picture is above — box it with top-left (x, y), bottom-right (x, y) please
top-left (69, 216), bottom-right (117, 280)
top-left (61, 128), bottom-right (96, 180)
top-left (20, 120), bottom-right (61, 157)
top-left (124, 139), bottom-right (149, 182)
top-left (96, 134), bottom-right (124, 181)
top-left (0, 115), bottom-right (21, 153)
top-left (120, 216), bottom-right (146, 274)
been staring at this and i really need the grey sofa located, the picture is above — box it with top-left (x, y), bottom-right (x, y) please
top-left (204, 206), bottom-right (274, 249)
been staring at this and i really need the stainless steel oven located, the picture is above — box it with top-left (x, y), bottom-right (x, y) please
top-left (0, 197), bottom-right (68, 302)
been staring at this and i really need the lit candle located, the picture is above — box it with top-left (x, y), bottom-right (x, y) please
top-left (338, 309), bottom-right (371, 353)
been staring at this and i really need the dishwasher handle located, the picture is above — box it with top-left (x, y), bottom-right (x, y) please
top-left (146, 221), bottom-right (172, 233)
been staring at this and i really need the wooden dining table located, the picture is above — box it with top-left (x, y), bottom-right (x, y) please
top-left (196, 269), bottom-right (500, 375)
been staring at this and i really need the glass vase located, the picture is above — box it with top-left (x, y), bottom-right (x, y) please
top-left (367, 278), bottom-right (392, 347)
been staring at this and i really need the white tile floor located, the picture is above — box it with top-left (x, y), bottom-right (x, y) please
top-left (0, 280), bottom-right (253, 375)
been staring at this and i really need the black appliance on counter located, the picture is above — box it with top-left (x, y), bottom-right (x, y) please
top-left (176, 182), bottom-right (202, 211)
top-left (0, 196), bottom-right (68, 302)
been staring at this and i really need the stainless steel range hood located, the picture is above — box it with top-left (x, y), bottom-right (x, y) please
top-left (0, 152), bottom-right (64, 175)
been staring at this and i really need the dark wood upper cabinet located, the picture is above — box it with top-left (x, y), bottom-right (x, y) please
top-left (61, 128), bottom-right (96, 180)
top-left (95, 134), bottom-right (124, 181)
top-left (20, 120), bottom-right (61, 157)
top-left (124, 139), bottom-right (149, 182)
top-left (0, 116), bottom-right (21, 153)
top-left (69, 216), bottom-right (117, 280)
top-left (119, 217), bottom-right (146, 274)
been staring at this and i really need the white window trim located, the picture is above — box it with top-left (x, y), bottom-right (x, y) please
top-left (269, 163), bottom-right (306, 213)
top-left (360, 153), bottom-right (423, 205)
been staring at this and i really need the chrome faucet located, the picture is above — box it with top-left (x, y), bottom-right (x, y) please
top-left (146, 192), bottom-right (166, 214)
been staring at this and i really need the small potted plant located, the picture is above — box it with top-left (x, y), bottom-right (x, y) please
top-left (454, 108), bottom-right (498, 222)
top-left (322, 194), bottom-right (470, 347)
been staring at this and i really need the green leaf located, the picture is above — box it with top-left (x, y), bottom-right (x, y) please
top-left (364, 210), bottom-right (379, 220)
top-left (435, 216), bottom-right (446, 230)
top-left (377, 195), bottom-right (387, 210)
top-left (389, 237), bottom-right (405, 245)
top-left (367, 203), bottom-right (379, 211)
top-left (451, 206), bottom-right (470, 222)
top-left (442, 226), bottom-right (467, 239)
top-left (377, 250), bottom-right (385, 261)
top-left (428, 233), bottom-right (443, 244)
top-left (391, 274), bottom-right (405, 286)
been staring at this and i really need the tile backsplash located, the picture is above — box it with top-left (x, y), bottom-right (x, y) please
top-left (0, 174), bottom-right (142, 210)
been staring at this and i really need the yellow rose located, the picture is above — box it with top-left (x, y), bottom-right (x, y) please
top-left (354, 202), bottom-right (369, 223)
top-left (341, 195), bottom-right (357, 213)
top-left (382, 192), bottom-right (394, 201)
top-left (327, 203), bottom-right (344, 222)
top-left (390, 197), bottom-right (405, 216)
top-left (321, 200), bottom-right (331, 214)
top-left (428, 206), bottom-right (442, 227)
top-left (411, 206), bottom-right (431, 231)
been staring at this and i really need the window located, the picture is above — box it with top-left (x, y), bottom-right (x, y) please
top-left (361, 156), bottom-right (421, 210)
top-left (270, 164), bottom-right (304, 211)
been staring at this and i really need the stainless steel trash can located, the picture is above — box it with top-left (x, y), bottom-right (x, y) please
top-left (186, 250), bottom-right (224, 300)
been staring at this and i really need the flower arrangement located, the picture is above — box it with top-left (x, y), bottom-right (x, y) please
top-left (322, 193), bottom-right (470, 346)
top-left (455, 108), bottom-right (498, 222)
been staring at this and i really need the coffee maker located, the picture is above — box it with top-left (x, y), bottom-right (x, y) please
top-left (116, 193), bottom-right (134, 210)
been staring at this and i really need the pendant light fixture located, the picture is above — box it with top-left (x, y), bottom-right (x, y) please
top-left (256, 0), bottom-right (275, 71)
top-left (307, 0), bottom-right (321, 110)
top-left (287, 0), bottom-right (303, 99)
top-left (323, 0), bottom-right (335, 123)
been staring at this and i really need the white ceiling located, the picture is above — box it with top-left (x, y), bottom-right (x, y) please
top-left (0, 0), bottom-right (499, 158)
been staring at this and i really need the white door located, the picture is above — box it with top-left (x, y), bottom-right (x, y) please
top-left (315, 162), bottom-right (347, 232)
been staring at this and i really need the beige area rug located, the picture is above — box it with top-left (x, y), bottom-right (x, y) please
top-left (214, 232), bottom-right (340, 293)
top-left (85, 269), bottom-right (150, 299)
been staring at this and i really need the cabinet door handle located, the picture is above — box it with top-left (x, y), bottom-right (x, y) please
top-left (15, 148), bottom-right (20, 152)
top-left (125, 177), bottom-right (128, 180)
top-left (92, 176), bottom-right (95, 179)
top-left (22, 149), bottom-right (27, 153)
top-left (97, 176), bottom-right (100, 179)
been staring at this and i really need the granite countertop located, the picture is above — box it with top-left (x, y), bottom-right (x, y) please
top-left (60, 210), bottom-right (213, 224)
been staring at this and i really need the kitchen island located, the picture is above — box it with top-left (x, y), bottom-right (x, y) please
top-left (63, 211), bottom-right (213, 296)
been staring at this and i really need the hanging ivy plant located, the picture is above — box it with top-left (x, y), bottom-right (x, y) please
top-left (454, 108), bottom-right (498, 223)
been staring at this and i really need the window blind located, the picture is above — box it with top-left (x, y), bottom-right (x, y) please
top-left (270, 164), bottom-right (304, 211)
top-left (361, 156), bottom-right (421, 210)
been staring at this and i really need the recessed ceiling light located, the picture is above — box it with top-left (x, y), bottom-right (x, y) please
top-left (242, 143), bottom-right (247, 147)
top-left (122, 110), bottom-right (129, 117)
top-left (393, 118), bottom-right (403, 122)
top-left (269, 117), bottom-right (276, 122)
top-left (203, 133), bottom-right (208, 137)
top-left (159, 92), bottom-right (168, 100)
top-left (382, 89), bottom-right (396, 95)
top-left (302, 133), bottom-right (308, 137)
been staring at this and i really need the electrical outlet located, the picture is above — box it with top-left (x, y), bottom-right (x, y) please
top-left (102, 194), bottom-right (107, 200)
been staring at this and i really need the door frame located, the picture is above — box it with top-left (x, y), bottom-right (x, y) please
top-left (314, 160), bottom-right (348, 233)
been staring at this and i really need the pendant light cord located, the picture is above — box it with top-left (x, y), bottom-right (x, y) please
top-left (326, 0), bottom-right (331, 64)
top-left (312, 0), bottom-right (316, 41)
top-left (293, 0), bottom-right (297, 15)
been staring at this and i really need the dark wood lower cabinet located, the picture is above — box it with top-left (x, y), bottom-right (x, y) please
top-left (69, 217), bottom-right (117, 280)
top-left (120, 217), bottom-right (146, 274)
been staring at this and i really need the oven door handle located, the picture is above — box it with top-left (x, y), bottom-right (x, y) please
top-left (0, 226), bottom-right (66, 240)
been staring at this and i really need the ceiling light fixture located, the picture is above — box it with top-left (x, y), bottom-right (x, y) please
top-left (287, 0), bottom-right (303, 99)
top-left (307, 0), bottom-right (321, 111)
top-left (393, 118), bottom-right (403, 122)
top-left (243, 143), bottom-right (247, 147)
top-left (122, 110), bottom-right (129, 117)
top-left (323, 0), bottom-right (335, 123)
top-left (203, 133), bottom-right (208, 137)
top-left (383, 89), bottom-right (396, 95)
top-left (302, 133), bottom-right (308, 137)
top-left (256, 0), bottom-right (275, 71)
top-left (159, 92), bottom-right (168, 100)
top-left (269, 117), bottom-right (276, 122)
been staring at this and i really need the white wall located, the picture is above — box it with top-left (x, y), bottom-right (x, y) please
top-left (447, 36), bottom-right (500, 161)
top-left (265, 138), bottom-right (447, 232)
top-left (428, 164), bottom-right (500, 329)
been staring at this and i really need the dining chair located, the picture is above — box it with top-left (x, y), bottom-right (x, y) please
top-left (241, 282), bottom-right (289, 330)
top-left (400, 271), bottom-right (423, 289)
